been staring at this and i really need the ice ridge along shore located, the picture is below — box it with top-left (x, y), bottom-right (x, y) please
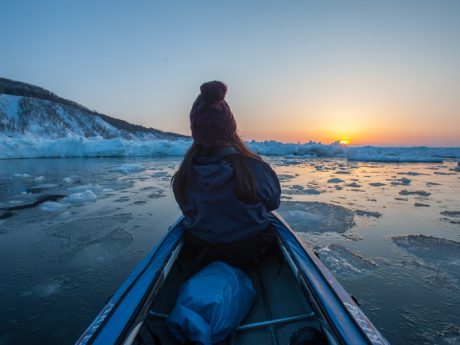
top-left (1, 134), bottom-right (460, 162)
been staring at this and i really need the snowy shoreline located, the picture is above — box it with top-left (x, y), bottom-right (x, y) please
top-left (1, 134), bottom-right (460, 162)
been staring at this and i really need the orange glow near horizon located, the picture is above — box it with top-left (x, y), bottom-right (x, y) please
top-left (241, 123), bottom-right (460, 147)
top-left (237, 102), bottom-right (460, 147)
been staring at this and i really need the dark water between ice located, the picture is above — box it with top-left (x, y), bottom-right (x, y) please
top-left (0, 157), bottom-right (459, 345)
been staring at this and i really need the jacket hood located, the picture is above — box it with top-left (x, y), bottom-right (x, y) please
top-left (191, 147), bottom-right (237, 191)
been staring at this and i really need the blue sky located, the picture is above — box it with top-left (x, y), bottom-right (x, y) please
top-left (1, 0), bottom-right (459, 145)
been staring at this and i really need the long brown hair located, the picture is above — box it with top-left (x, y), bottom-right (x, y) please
top-left (172, 134), bottom-right (262, 204)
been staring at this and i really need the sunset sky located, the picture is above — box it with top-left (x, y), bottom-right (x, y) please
top-left (1, 0), bottom-right (459, 146)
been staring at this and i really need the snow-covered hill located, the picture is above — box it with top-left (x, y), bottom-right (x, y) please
top-left (1, 78), bottom-right (459, 161)
top-left (0, 77), bottom-right (187, 141)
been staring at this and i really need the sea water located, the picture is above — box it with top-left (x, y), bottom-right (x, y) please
top-left (0, 157), bottom-right (459, 345)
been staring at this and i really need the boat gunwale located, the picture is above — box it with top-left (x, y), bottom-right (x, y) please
top-left (270, 211), bottom-right (389, 345)
top-left (75, 217), bottom-right (185, 345)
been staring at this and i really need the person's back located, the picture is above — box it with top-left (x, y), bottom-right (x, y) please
top-left (172, 81), bottom-right (280, 267)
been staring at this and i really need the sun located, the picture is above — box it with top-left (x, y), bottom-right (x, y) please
top-left (339, 139), bottom-right (350, 145)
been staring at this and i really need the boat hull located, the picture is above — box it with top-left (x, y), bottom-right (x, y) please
top-left (76, 213), bottom-right (389, 345)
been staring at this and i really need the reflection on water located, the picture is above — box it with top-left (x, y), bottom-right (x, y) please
top-left (0, 157), bottom-right (459, 345)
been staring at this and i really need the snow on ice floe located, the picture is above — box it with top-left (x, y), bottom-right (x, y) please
top-left (63, 177), bottom-right (74, 184)
top-left (342, 232), bottom-right (364, 241)
top-left (13, 173), bottom-right (32, 178)
top-left (111, 163), bottom-right (145, 173)
top-left (67, 183), bottom-right (102, 194)
top-left (40, 201), bottom-right (67, 212)
top-left (317, 244), bottom-right (378, 279)
top-left (66, 190), bottom-right (97, 204)
top-left (278, 201), bottom-right (355, 233)
top-left (1, 195), bottom-right (65, 220)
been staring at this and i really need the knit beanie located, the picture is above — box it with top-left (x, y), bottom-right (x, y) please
top-left (190, 81), bottom-right (237, 147)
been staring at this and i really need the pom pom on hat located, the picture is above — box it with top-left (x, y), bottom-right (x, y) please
top-left (190, 81), bottom-right (236, 147)
top-left (200, 81), bottom-right (227, 104)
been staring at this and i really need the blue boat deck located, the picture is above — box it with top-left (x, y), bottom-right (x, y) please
top-left (145, 242), bottom-right (319, 345)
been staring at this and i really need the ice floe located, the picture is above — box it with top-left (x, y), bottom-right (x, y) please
top-left (369, 182), bottom-right (386, 187)
top-left (346, 146), bottom-right (453, 163)
top-left (335, 170), bottom-right (351, 174)
top-left (399, 189), bottom-right (431, 197)
top-left (397, 171), bottom-right (421, 176)
top-left (66, 190), bottom-right (97, 203)
top-left (327, 178), bottom-right (344, 183)
top-left (440, 211), bottom-right (460, 217)
top-left (68, 228), bottom-right (134, 266)
top-left (284, 185), bottom-right (322, 195)
top-left (1, 194), bottom-right (66, 218)
top-left (67, 183), bottom-right (102, 194)
top-left (247, 140), bottom-right (344, 157)
top-left (111, 163), bottom-right (145, 173)
top-left (278, 201), bottom-right (355, 233)
top-left (346, 182), bottom-right (361, 188)
top-left (391, 177), bottom-right (411, 186)
top-left (47, 214), bottom-right (135, 264)
top-left (355, 210), bottom-right (382, 218)
top-left (342, 232), bottom-right (363, 241)
top-left (317, 244), bottom-right (378, 279)
top-left (277, 174), bottom-right (297, 182)
top-left (433, 171), bottom-right (456, 175)
top-left (391, 235), bottom-right (460, 281)
top-left (22, 276), bottom-right (76, 298)
top-left (40, 201), bottom-right (67, 212)
top-left (13, 173), bottom-right (32, 178)
top-left (440, 211), bottom-right (460, 224)
top-left (63, 177), bottom-right (74, 184)
top-left (27, 184), bottom-right (59, 193)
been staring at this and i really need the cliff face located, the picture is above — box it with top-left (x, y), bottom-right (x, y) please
top-left (0, 77), bottom-right (187, 140)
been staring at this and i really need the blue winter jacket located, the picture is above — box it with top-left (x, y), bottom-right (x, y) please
top-left (173, 147), bottom-right (281, 243)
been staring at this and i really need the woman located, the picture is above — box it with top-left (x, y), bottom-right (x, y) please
top-left (172, 81), bottom-right (281, 269)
